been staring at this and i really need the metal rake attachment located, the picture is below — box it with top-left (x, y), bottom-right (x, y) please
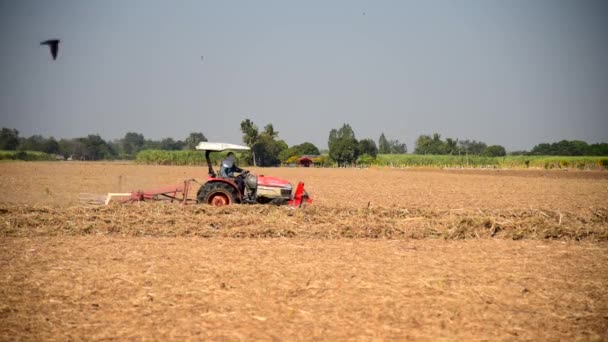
top-left (78, 180), bottom-right (199, 206)
top-left (79, 193), bottom-right (132, 206)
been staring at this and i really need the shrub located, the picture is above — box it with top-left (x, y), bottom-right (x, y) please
top-left (357, 154), bottom-right (376, 166)
top-left (375, 154), bottom-right (607, 170)
top-left (0, 151), bottom-right (55, 161)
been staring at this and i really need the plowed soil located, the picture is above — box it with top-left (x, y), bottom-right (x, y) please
top-left (1, 162), bottom-right (607, 340)
top-left (1, 162), bottom-right (607, 211)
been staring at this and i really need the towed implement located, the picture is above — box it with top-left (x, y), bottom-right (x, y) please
top-left (80, 142), bottom-right (312, 208)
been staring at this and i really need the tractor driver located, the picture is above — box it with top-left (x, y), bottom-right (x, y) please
top-left (219, 152), bottom-right (246, 194)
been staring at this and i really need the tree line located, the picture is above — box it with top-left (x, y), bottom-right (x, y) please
top-left (0, 127), bottom-right (208, 160)
top-left (528, 140), bottom-right (608, 156)
top-left (413, 133), bottom-right (505, 157)
top-left (325, 125), bottom-right (608, 165)
top-left (239, 119), bottom-right (321, 166)
top-left (414, 134), bottom-right (608, 157)
top-left (237, 121), bottom-right (408, 167)
top-left (2, 124), bottom-right (606, 164)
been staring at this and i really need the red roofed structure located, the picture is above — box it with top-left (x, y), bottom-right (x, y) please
top-left (297, 157), bottom-right (313, 167)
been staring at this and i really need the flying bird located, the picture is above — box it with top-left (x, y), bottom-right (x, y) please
top-left (40, 39), bottom-right (60, 60)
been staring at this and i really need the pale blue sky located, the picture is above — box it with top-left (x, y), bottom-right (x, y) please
top-left (1, 0), bottom-right (606, 151)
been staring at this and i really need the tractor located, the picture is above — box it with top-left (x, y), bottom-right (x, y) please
top-left (79, 142), bottom-right (312, 207)
top-left (195, 142), bottom-right (312, 207)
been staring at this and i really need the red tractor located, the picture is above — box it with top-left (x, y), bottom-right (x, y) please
top-left (80, 142), bottom-right (312, 207)
top-left (195, 142), bottom-right (312, 207)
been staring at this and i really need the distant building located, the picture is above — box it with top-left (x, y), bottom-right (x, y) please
top-left (297, 155), bottom-right (319, 167)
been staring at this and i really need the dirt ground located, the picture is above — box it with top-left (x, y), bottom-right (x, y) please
top-left (2, 238), bottom-right (607, 341)
top-left (1, 162), bottom-right (607, 340)
top-left (0, 162), bottom-right (606, 211)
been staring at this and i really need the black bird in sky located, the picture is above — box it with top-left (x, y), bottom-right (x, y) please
top-left (41, 39), bottom-right (60, 60)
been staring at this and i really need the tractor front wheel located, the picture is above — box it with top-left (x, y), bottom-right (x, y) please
top-left (197, 182), bottom-right (239, 207)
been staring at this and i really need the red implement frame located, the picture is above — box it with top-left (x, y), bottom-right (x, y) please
top-left (288, 182), bottom-right (313, 208)
top-left (121, 179), bottom-right (198, 204)
top-left (111, 179), bottom-right (311, 207)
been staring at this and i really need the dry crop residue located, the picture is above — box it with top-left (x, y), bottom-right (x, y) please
top-left (1, 204), bottom-right (607, 241)
top-left (1, 238), bottom-right (607, 340)
top-left (1, 162), bottom-right (607, 340)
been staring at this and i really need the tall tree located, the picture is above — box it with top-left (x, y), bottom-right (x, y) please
top-left (329, 137), bottom-right (359, 165)
top-left (336, 124), bottom-right (355, 140)
top-left (121, 132), bottom-right (145, 158)
top-left (160, 138), bottom-right (184, 150)
top-left (588, 143), bottom-right (608, 156)
top-left (414, 133), bottom-right (447, 154)
top-left (328, 129), bottom-right (338, 149)
top-left (263, 124), bottom-right (278, 139)
top-left (445, 138), bottom-right (459, 155)
top-left (240, 119), bottom-right (259, 146)
top-left (414, 135), bottom-right (431, 154)
top-left (252, 136), bottom-right (287, 166)
top-left (378, 133), bottom-right (390, 154)
top-left (184, 132), bottom-right (207, 150)
top-left (358, 138), bottom-right (378, 157)
top-left (388, 140), bottom-right (407, 154)
top-left (483, 145), bottom-right (506, 157)
top-left (328, 124), bottom-right (359, 165)
top-left (240, 119), bottom-right (260, 166)
top-left (241, 119), bottom-right (288, 166)
top-left (42, 137), bottom-right (60, 154)
top-left (75, 135), bottom-right (116, 160)
top-left (458, 139), bottom-right (487, 155)
top-left (142, 139), bottom-right (161, 150)
top-left (294, 142), bottom-right (320, 156)
top-left (530, 140), bottom-right (594, 156)
top-left (58, 139), bottom-right (75, 159)
top-left (18, 135), bottom-right (46, 152)
top-left (0, 128), bottom-right (20, 150)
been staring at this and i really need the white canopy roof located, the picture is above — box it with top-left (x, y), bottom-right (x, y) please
top-left (195, 142), bottom-right (250, 152)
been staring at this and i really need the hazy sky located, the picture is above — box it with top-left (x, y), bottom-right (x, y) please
top-left (1, 0), bottom-right (607, 151)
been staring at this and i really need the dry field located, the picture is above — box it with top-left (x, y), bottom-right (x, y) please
top-left (1, 162), bottom-right (607, 340)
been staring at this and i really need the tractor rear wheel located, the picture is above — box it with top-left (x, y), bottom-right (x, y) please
top-left (197, 182), bottom-right (239, 207)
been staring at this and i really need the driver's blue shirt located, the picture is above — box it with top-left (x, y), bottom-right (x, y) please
top-left (219, 159), bottom-right (243, 177)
